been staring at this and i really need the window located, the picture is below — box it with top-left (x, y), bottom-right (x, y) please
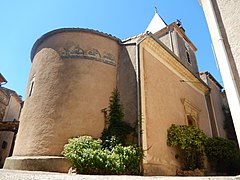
top-left (186, 51), bottom-right (191, 64)
top-left (182, 98), bottom-right (200, 126)
top-left (2, 141), bottom-right (7, 149)
top-left (29, 81), bottom-right (34, 97)
top-left (28, 74), bottom-right (36, 97)
top-left (187, 115), bottom-right (196, 126)
top-left (184, 42), bottom-right (191, 64)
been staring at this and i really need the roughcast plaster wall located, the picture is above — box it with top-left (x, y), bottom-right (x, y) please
top-left (13, 31), bottom-right (120, 156)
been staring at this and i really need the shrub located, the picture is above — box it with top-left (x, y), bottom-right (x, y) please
top-left (112, 144), bottom-right (144, 174)
top-left (62, 136), bottom-right (106, 174)
top-left (167, 124), bottom-right (207, 170)
top-left (63, 136), bottom-right (143, 175)
top-left (204, 137), bottom-right (240, 175)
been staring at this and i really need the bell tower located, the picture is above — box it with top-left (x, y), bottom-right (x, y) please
top-left (146, 12), bottom-right (200, 76)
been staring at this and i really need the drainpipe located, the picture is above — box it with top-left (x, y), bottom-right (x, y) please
top-left (201, 0), bottom-right (240, 147)
top-left (135, 40), bottom-right (141, 147)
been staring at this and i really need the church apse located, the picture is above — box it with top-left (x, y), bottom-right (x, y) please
top-left (4, 29), bottom-right (121, 172)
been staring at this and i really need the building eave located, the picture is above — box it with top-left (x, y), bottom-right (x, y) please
top-left (0, 87), bottom-right (22, 103)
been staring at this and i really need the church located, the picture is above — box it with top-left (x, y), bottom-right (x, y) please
top-left (4, 12), bottom-right (226, 175)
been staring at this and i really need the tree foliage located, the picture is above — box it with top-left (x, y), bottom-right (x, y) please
top-left (167, 124), bottom-right (207, 170)
top-left (205, 137), bottom-right (240, 175)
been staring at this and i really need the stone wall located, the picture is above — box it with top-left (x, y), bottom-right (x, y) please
top-left (0, 90), bottom-right (21, 167)
top-left (0, 89), bottom-right (9, 121)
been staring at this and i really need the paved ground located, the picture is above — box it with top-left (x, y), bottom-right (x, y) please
top-left (0, 169), bottom-right (239, 180)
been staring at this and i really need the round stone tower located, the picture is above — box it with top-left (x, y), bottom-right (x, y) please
top-left (4, 28), bottom-right (121, 172)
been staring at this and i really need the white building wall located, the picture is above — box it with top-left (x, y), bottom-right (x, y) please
top-left (200, 0), bottom-right (240, 146)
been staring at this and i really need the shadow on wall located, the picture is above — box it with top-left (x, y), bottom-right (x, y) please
top-left (117, 45), bottom-right (137, 127)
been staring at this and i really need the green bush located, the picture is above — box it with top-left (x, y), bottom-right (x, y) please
top-left (63, 136), bottom-right (143, 175)
top-left (112, 144), bottom-right (144, 174)
top-left (167, 124), bottom-right (207, 170)
top-left (205, 137), bottom-right (240, 175)
top-left (62, 136), bottom-right (106, 174)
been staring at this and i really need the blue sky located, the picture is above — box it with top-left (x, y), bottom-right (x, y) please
top-left (0, 1), bottom-right (222, 98)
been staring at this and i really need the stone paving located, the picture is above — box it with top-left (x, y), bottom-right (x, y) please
top-left (0, 169), bottom-right (239, 180)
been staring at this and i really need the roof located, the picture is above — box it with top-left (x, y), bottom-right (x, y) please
top-left (122, 33), bottom-right (145, 44)
top-left (199, 71), bottom-right (223, 89)
top-left (145, 11), bottom-right (167, 34)
top-left (0, 73), bottom-right (7, 83)
top-left (30, 28), bottom-right (122, 62)
top-left (0, 87), bottom-right (22, 103)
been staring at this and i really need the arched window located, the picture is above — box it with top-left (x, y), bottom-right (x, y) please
top-left (182, 98), bottom-right (200, 126)
top-left (184, 42), bottom-right (191, 64)
top-left (186, 50), bottom-right (191, 64)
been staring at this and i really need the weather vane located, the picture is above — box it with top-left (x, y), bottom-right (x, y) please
top-left (155, 6), bottom-right (158, 14)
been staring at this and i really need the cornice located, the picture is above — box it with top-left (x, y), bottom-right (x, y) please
top-left (140, 37), bottom-right (209, 94)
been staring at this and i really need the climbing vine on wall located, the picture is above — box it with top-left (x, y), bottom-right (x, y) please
top-left (101, 88), bottom-right (134, 148)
